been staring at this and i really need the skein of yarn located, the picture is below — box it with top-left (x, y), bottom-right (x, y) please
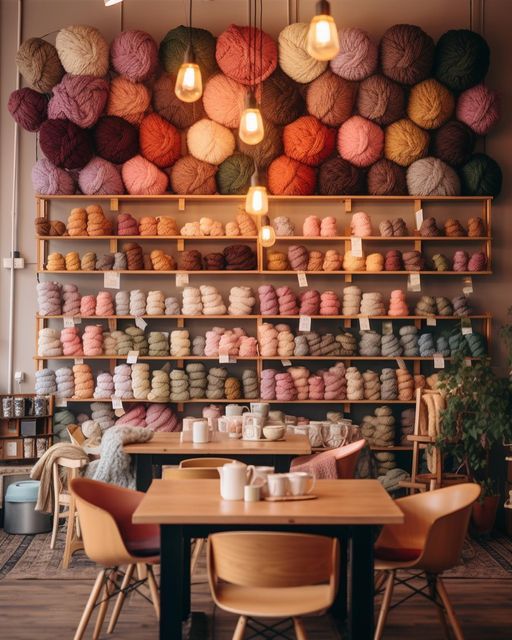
top-left (32, 158), bottom-right (76, 195)
top-left (456, 84), bottom-right (500, 135)
top-left (385, 119), bottom-right (429, 167)
top-left (139, 113), bottom-right (181, 168)
top-left (16, 37), bottom-right (64, 93)
top-left (357, 75), bottom-right (405, 126)
top-left (8, 88), bottom-right (48, 132)
top-left (107, 77), bottom-right (151, 126)
top-left (159, 25), bottom-right (218, 79)
top-left (216, 25), bottom-right (277, 85)
top-left (460, 153), bottom-right (502, 197)
top-left (267, 156), bottom-right (316, 196)
top-left (203, 73), bottom-right (247, 128)
top-left (338, 116), bottom-right (384, 168)
top-left (330, 27), bottom-right (378, 81)
top-left (260, 68), bottom-right (305, 125)
top-left (406, 157), bottom-right (461, 196)
top-left (39, 118), bottom-right (93, 170)
top-left (318, 157), bottom-right (364, 195)
top-left (93, 116), bottom-right (139, 165)
top-left (171, 156), bottom-right (217, 195)
top-left (367, 159), bottom-right (407, 195)
top-left (110, 30), bottom-right (158, 82)
top-left (431, 121), bottom-right (475, 167)
top-left (122, 155), bottom-right (168, 195)
top-left (48, 75), bottom-right (109, 129)
top-left (278, 23), bottom-right (327, 84)
top-left (283, 116), bottom-right (335, 167)
top-left (187, 119), bottom-right (236, 165)
top-left (79, 157), bottom-right (124, 195)
top-left (56, 25), bottom-right (109, 76)
top-left (152, 72), bottom-right (206, 129)
top-left (380, 24), bottom-right (434, 85)
top-left (434, 29), bottom-right (490, 92)
top-left (306, 71), bottom-right (357, 127)
top-left (407, 79), bottom-right (455, 130)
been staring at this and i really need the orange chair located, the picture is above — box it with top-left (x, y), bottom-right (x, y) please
top-left (179, 457), bottom-right (234, 468)
top-left (374, 483), bottom-right (481, 640)
top-left (70, 478), bottom-right (160, 640)
top-left (290, 439), bottom-right (366, 479)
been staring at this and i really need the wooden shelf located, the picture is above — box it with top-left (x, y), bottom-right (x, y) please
top-left (38, 270), bottom-right (258, 275)
top-left (36, 314), bottom-right (491, 321)
top-left (57, 397), bottom-right (416, 405)
top-left (35, 194), bottom-right (493, 202)
top-left (37, 235), bottom-right (258, 241)
top-left (33, 355), bottom-right (481, 362)
top-left (37, 234), bottom-right (490, 242)
top-left (261, 270), bottom-right (492, 276)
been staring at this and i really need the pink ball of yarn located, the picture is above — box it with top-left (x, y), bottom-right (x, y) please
top-left (299, 290), bottom-right (320, 315)
top-left (48, 74), bottom-right (109, 129)
top-left (8, 88), bottom-right (48, 131)
top-left (320, 216), bottom-right (337, 237)
top-left (456, 84), bottom-right (500, 136)
top-left (338, 115), bottom-right (384, 167)
top-left (330, 27), bottom-right (378, 81)
top-left (216, 24), bottom-right (277, 85)
top-left (258, 285), bottom-right (279, 315)
top-left (202, 73), bottom-right (248, 128)
top-left (110, 30), bottom-right (158, 82)
top-left (80, 295), bottom-right (96, 316)
top-left (468, 251), bottom-right (487, 272)
top-left (122, 155), bottom-right (168, 195)
top-left (350, 211), bottom-right (373, 237)
top-left (31, 158), bottom-right (75, 195)
top-left (303, 215), bottom-right (321, 236)
top-left (452, 250), bottom-right (469, 271)
top-left (79, 157), bottom-right (124, 195)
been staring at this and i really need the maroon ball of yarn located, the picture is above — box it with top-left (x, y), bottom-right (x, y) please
top-left (8, 87), bottom-right (48, 132)
top-left (431, 120), bottom-right (475, 167)
top-left (93, 116), bottom-right (139, 164)
top-left (260, 68), bottom-right (305, 126)
top-left (39, 118), bottom-right (94, 170)
top-left (367, 158), bottom-right (407, 195)
top-left (152, 73), bottom-right (206, 129)
top-left (380, 24), bottom-right (435, 86)
top-left (357, 74), bottom-right (405, 126)
top-left (318, 157), bottom-right (365, 195)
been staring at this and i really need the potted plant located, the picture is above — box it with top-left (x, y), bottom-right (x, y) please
top-left (437, 354), bottom-right (512, 534)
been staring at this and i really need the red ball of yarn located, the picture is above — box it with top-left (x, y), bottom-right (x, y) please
top-left (216, 24), bottom-right (277, 85)
top-left (8, 87), bottom-right (47, 132)
top-left (139, 113), bottom-right (181, 168)
top-left (267, 155), bottom-right (316, 195)
top-left (283, 115), bottom-right (336, 167)
top-left (318, 157), bottom-right (365, 195)
top-left (337, 115), bottom-right (384, 168)
top-left (93, 116), bottom-right (139, 164)
top-left (39, 118), bottom-right (93, 170)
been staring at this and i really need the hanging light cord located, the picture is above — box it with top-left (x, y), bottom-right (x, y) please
top-left (259, 0), bottom-right (263, 97)
top-left (188, 0), bottom-right (193, 51)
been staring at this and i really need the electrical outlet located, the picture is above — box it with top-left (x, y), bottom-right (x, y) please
top-left (14, 371), bottom-right (25, 383)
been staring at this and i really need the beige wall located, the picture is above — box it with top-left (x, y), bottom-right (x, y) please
top-left (0, 0), bottom-right (510, 394)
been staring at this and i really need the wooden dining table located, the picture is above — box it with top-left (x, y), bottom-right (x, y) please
top-left (133, 478), bottom-right (404, 640)
top-left (124, 432), bottom-right (312, 491)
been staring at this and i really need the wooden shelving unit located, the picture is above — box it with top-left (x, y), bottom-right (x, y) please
top-left (0, 394), bottom-right (54, 462)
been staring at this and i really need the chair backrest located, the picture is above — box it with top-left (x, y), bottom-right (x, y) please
top-left (52, 456), bottom-right (88, 496)
top-left (180, 457), bottom-right (235, 468)
top-left (163, 467), bottom-right (220, 480)
top-left (334, 439), bottom-right (366, 479)
top-left (67, 424), bottom-right (85, 446)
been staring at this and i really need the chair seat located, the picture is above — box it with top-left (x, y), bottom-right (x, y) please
top-left (374, 546), bottom-right (422, 563)
top-left (126, 533), bottom-right (161, 560)
top-left (214, 583), bottom-right (333, 618)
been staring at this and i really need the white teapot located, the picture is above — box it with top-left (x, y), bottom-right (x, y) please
top-left (218, 461), bottom-right (254, 501)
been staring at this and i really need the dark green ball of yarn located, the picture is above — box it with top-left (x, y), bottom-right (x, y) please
top-left (159, 26), bottom-right (218, 79)
top-left (434, 29), bottom-right (490, 91)
top-left (460, 153), bottom-right (502, 197)
top-left (216, 153), bottom-right (254, 195)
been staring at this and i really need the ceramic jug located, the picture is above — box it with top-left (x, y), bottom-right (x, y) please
top-left (218, 461), bottom-right (254, 500)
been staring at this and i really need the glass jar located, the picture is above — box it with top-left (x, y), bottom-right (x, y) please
top-left (34, 396), bottom-right (47, 417)
top-left (14, 397), bottom-right (26, 418)
top-left (2, 397), bottom-right (13, 418)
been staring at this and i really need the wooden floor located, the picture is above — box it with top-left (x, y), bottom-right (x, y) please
top-left (1, 574), bottom-right (511, 639)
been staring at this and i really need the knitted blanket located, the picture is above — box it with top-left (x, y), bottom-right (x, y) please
top-left (291, 450), bottom-right (338, 479)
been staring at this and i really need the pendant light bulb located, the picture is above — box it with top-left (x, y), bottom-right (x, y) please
top-left (239, 91), bottom-right (265, 145)
top-left (307, 1), bottom-right (340, 61)
top-left (175, 46), bottom-right (203, 103)
top-left (105, 0), bottom-right (123, 5)
top-left (259, 218), bottom-right (276, 248)
top-left (245, 168), bottom-right (268, 216)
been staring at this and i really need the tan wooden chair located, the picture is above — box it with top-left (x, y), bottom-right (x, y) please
top-left (207, 531), bottom-right (339, 640)
top-left (70, 478), bottom-right (160, 640)
top-left (179, 457), bottom-right (234, 468)
top-left (374, 483), bottom-right (481, 640)
top-left (67, 424), bottom-right (86, 446)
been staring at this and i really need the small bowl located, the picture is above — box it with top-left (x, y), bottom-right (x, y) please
top-left (263, 425), bottom-right (286, 441)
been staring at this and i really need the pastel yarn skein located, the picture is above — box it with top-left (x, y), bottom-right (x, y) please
top-left (288, 245), bottom-right (309, 271)
top-left (468, 251), bottom-right (486, 272)
top-left (277, 325), bottom-right (295, 357)
top-left (388, 290), bottom-right (409, 316)
top-left (346, 367), bottom-right (364, 400)
top-left (276, 372), bottom-right (298, 401)
top-left (277, 286), bottom-right (299, 315)
top-left (343, 251), bottom-right (366, 271)
top-left (260, 369), bottom-right (277, 400)
top-left (170, 330), bottom-right (191, 357)
top-left (55, 367), bottom-right (75, 398)
top-left (38, 328), bottom-right (62, 356)
top-left (289, 366), bottom-right (309, 400)
top-left (239, 336), bottom-right (258, 357)
top-left (258, 323), bottom-right (278, 357)
top-left (452, 295), bottom-right (471, 317)
top-left (60, 326), bottom-right (83, 356)
top-left (192, 336), bottom-right (206, 356)
top-left (46, 252), bottom-right (66, 271)
top-left (360, 292), bottom-right (385, 316)
top-left (218, 330), bottom-right (241, 356)
top-left (62, 284), bottom-right (80, 316)
top-left (320, 290), bottom-right (340, 315)
top-left (299, 290), bottom-right (320, 315)
top-left (303, 215), bottom-right (321, 236)
top-left (399, 326), bottom-right (419, 356)
top-left (342, 286), bottom-right (361, 315)
top-left (170, 369), bottom-right (190, 402)
top-left (148, 331), bottom-right (169, 356)
top-left (273, 216), bottom-right (295, 237)
top-left (187, 363), bottom-right (207, 399)
top-left (307, 374), bottom-right (324, 400)
top-left (96, 291), bottom-right (114, 316)
top-left (380, 368), bottom-right (398, 400)
top-left (37, 282), bottom-right (62, 316)
top-left (90, 402), bottom-right (115, 432)
top-left (165, 297), bottom-right (180, 315)
top-left (79, 295), bottom-right (96, 317)
top-left (242, 369), bottom-right (259, 399)
top-left (307, 250), bottom-right (324, 271)
top-left (258, 285), bottom-right (279, 315)
top-left (363, 370), bottom-right (381, 400)
top-left (93, 372), bottom-right (114, 399)
top-left (204, 328), bottom-right (223, 357)
top-left (229, 286), bottom-right (255, 315)
top-left (381, 333), bottom-right (403, 357)
top-left (73, 364), bottom-right (94, 399)
top-left (114, 291), bottom-right (129, 315)
top-left (323, 364), bottom-right (347, 400)
top-left (65, 251), bottom-right (80, 271)
top-left (181, 286), bottom-right (202, 315)
top-left (35, 368), bottom-right (57, 394)
top-left (145, 405), bottom-right (179, 432)
top-left (350, 211), bottom-right (372, 237)
top-left (83, 325), bottom-right (103, 356)
top-left (323, 250), bottom-right (342, 271)
top-left (148, 370), bottom-right (171, 401)
top-left (359, 330), bottom-right (382, 356)
top-left (200, 285), bottom-right (226, 315)
top-left (366, 253), bottom-right (384, 272)
top-left (146, 290), bottom-right (165, 315)
top-left (452, 250), bottom-right (469, 271)
top-left (320, 216), bottom-right (337, 237)
top-left (129, 289), bottom-right (146, 317)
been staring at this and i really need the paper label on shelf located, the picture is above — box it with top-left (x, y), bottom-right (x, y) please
top-left (5, 442), bottom-right (17, 457)
top-left (433, 353), bottom-right (445, 369)
top-left (407, 273), bottom-right (421, 292)
top-left (415, 208), bottom-right (424, 230)
top-left (382, 321), bottom-right (393, 335)
top-left (426, 316), bottom-right (437, 326)
top-left (462, 276), bottom-right (473, 296)
top-left (73, 316), bottom-right (82, 325)
top-left (396, 358), bottom-right (407, 370)
top-left (281, 359), bottom-right (292, 367)
top-left (359, 316), bottom-right (370, 331)
top-left (104, 271), bottom-right (120, 289)
top-left (135, 316), bottom-right (148, 330)
top-left (297, 272), bottom-right (308, 287)
top-left (111, 396), bottom-right (123, 410)
top-left (63, 317), bottom-right (74, 328)
top-left (464, 358), bottom-right (472, 367)
top-left (74, 358), bottom-right (83, 365)
top-left (299, 315), bottom-right (311, 332)
top-left (176, 273), bottom-right (189, 287)
top-left (127, 350), bottom-right (139, 364)
top-left (461, 318), bottom-right (473, 335)
top-left (114, 407), bottom-right (126, 418)
top-left (219, 354), bottom-right (237, 364)
top-left (55, 397), bottom-right (68, 408)
top-left (350, 236), bottom-right (363, 257)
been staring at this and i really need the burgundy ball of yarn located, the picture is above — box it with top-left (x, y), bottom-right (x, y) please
top-left (260, 68), bottom-right (305, 126)
top-left (78, 156), bottom-right (125, 195)
top-left (171, 155), bottom-right (217, 195)
top-left (238, 119), bottom-right (283, 168)
top-left (152, 73), bottom-right (206, 129)
top-left (318, 157), bottom-right (365, 195)
top-left (8, 87), bottom-right (48, 132)
top-left (110, 30), bottom-right (158, 82)
top-left (357, 74), bottom-right (405, 126)
top-left (47, 74), bottom-right (109, 129)
top-left (380, 24), bottom-right (435, 85)
top-left (93, 116), bottom-right (139, 164)
top-left (431, 121), bottom-right (475, 167)
top-left (367, 158), bottom-right (407, 195)
top-left (216, 24), bottom-right (277, 85)
top-left (306, 71), bottom-right (357, 127)
top-left (39, 118), bottom-right (94, 170)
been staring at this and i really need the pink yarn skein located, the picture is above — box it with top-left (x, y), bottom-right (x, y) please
top-left (350, 211), bottom-right (373, 237)
top-left (468, 251), bottom-right (487, 272)
top-left (122, 155), bottom-right (168, 195)
top-left (307, 374), bottom-right (325, 400)
top-left (338, 115), bottom-right (384, 167)
top-left (145, 404), bottom-right (179, 432)
top-left (320, 290), bottom-right (340, 315)
top-left (48, 75), bottom-right (109, 128)
top-left (320, 216), bottom-right (337, 237)
top-left (303, 215), bottom-right (321, 236)
top-left (79, 157), bottom-right (124, 195)
top-left (32, 158), bottom-right (75, 195)
top-left (83, 325), bottom-right (104, 356)
top-left (110, 30), bottom-right (158, 82)
top-left (258, 285), bottom-right (279, 315)
top-left (80, 295), bottom-right (96, 317)
top-left (96, 291), bottom-right (115, 316)
top-left (456, 84), bottom-right (500, 136)
top-left (276, 286), bottom-right (299, 315)
top-left (60, 327), bottom-right (83, 356)
top-left (299, 290), bottom-right (320, 315)
top-left (452, 250), bottom-right (469, 271)
top-left (388, 290), bottom-right (409, 316)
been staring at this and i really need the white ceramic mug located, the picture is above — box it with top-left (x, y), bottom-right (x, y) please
top-left (287, 471), bottom-right (316, 497)
top-left (225, 404), bottom-right (249, 417)
top-left (266, 473), bottom-right (289, 498)
top-left (192, 420), bottom-right (209, 443)
top-left (182, 416), bottom-right (195, 432)
top-left (251, 466), bottom-right (274, 497)
top-left (268, 410), bottom-right (285, 422)
top-left (250, 402), bottom-right (269, 417)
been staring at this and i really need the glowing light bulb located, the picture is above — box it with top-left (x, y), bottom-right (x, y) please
top-left (104, 0), bottom-right (123, 5)
top-left (307, 3), bottom-right (339, 61)
top-left (245, 180), bottom-right (268, 215)
top-left (259, 224), bottom-right (276, 248)
top-left (239, 95), bottom-right (265, 145)
top-left (175, 56), bottom-right (202, 103)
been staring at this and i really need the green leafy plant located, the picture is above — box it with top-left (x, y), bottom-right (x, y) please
top-left (499, 306), bottom-right (512, 372)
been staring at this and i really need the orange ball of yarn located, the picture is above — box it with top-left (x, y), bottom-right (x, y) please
top-left (202, 73), bottom-right (248, 128)
top-left (267, 155), bottom-right (316, 195)
top-left (283, 115), bottom-right (336, 167)
top-left (139, 113), bottom-right (181, 168)
top-left (306, 71), bottom-right (357, 127)
top-left (107, 76), bottom-right (150, 126)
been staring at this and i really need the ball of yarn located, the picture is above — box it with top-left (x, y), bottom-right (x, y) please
top-left (171, 155), bottom-right (217, 195)
top-left (152, 73), bottom-right (206, 129)
top-left (139, 113), bottom-right (181, 168)
top-left (434, 29), bottom-right (490, 92)
top-left (16, 38), bottom-right (64, 93)
top-left (357, 74), bottom-right (405, 126)
top-left (159, 25), bottom-right (218, 78)
top-left (78, 157), bottom-right (124, 195)
top-left (338, 115), bottom-right (384, 167)
top-left (32, 157), bottom-right (75, 195)
top-left (460, 153), bottom-right (502, 197)
top-left (203, 74), bottom-right (248, 128)
top-left (406, 157), bottom-right (460, 196)
top-left (330, 27), bottom-right (378, 81)
top-left (367, 159), bottom-right (407, 195)
top-left (39, 118), bottom-right (93, 170)
top-left (283, 116), bottom-right (335, 167)
top-left (122, 155), bottom-right (168, 195)
top-left (48, 74), bottom-right (109, 129)
top-left (278, 23), bottom-right (327, 84)
top-left (8, 88), bottom-right (48, 131)
top-left (93, 116), bottom-right (139, 164)
top-left (385, 118), bottom-right (429, 167)
top-left (380, 24), bottom-right (434, 85)
top-left (267, 156), bottom-right (316, 195)
top-left (456, 84), bottom-right (500, 135)
top-left (110, 30), bottom-right (158, 82)
top-left (318, 157), bottom-right (365, 195)
top-left (187, 118), bottom-right (236, 165)
top-left (56, 25), bottom-right (109, 77)
top-left (216, 24), bottom-right (277, 85)
top-left (407, 79), bottom-right (455, 130)
top-left (216, 153), bottom-right (254, 195)
top-left (107, 77), bottom-right (151, 126)
top-left (306, 71), bottom-right (357, 127)
top-left (431, 121), bottom-right (475, 167)
top-left (260, 68), bottom-right (305, 125)
top-left (238, 119), bottom-right (283, 168)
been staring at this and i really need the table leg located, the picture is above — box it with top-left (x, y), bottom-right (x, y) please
top-left (182, 535), bottom-right (191, 620)
top-left (160, 525), bottom-right (184, 640)
top-left (330, 534), bottom-right (348, 623)
top-left (274, 455), bottom-right (292, 473)
top-left (135, 454), bottom-right (153, 492)
top-left (349, 526), bottom-right (374, 640)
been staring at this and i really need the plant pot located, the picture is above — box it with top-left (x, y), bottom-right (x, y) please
top-left (471, 495), bottom-right (500, 535)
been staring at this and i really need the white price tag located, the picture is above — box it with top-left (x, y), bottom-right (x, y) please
top-left (426, 316), bottom-right (437, 326)
top-left (73, 316), bottom-right (82, 325)
top-left (350, 236), bottom-right (363, 257)
top-left (281, 359), bottom-right (292, 367)
top-left (176, 273), bottom-right (189, 287)
top-left (63, 317), bottom-right (74, 328)
top-left (464, 358), bottom-right (472, 367)
top-left (382, 321), bottom-right (393, 335)
top-left (297, 272), bottom-right (308, 287)
top-left (219, 354), bottom-right (234, 364)
top-left (299, 315), bottom-right (311, 332)
top-left (74, 358), bottom-right (84, 365)
top-left (396, 358), bottom-right (407, 370)
top-left (135, 316), bottom-right (148, 330)
top-left (462, 276), bottom-right (473, 296)
top-left (55, 397), bottom-right (68, 408)
top-left (111, 396), bottom-right (123, 410)
top-left (114, 407), bottom-right (126, 417)
top-left (433, 353), bottom-right (445, 369)
top-left (461, 319), bottom-right (473, 335)
top-left (407, 273), bottom-right (421, 292)
top-left (415, 208), bottom-right (424, 230)
top-left (127, 350), bottom-right (139, 364)
top-left (359, 316), bottom-right (370, 331)
top-left (6, 442), bottom-right (17, 457)
top-left (104, 271), bottom-right (120, 289)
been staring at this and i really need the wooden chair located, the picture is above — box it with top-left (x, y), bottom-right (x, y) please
top-left (67, 424), bottom-right (85, 446)
top-left (290, 439), bottom-right (366, 479)
top-left (50, 455), bottom-right (89, 569)
top-left (208, 531), bottom-right (339, 640)
top-left (70, 478), bottom-right (160, 640)
top-left (374, 483), bottom-right (481, 640)
top-left (179, 457), bottom-right (234, 468)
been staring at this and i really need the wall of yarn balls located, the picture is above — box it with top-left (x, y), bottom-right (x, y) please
top-left (9, 21), bottom-right (503, 198)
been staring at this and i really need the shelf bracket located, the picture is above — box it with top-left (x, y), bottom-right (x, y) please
top-left (344, 198), bottom-right (352, 213)
top-left (110, 198), bottom-right (119, 212)
top-left (178, 198), bottom-right (186, 211)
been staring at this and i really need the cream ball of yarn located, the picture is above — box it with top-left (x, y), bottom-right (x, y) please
top-left (407, 157), bottom-right (461, 196)
top-left (278, 23), bottom-right (327, 84)
top-left (187, 118), bottom-right (236, 165)
top-left (56, 25), bottom-right (109, 77)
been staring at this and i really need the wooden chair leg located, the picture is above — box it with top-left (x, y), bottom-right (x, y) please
top-left (436, 577), bottom-right (464, 640)
top-left (293, 617), bottom-right (308, 640)
top-left (374, 571), bottom-right (394, 640)
top-left (427, 575), bottom-right (451, 640)
top-left (374, 570), bottom-right (387, 593)
top-left (190, 538), bottom-right (205, 574)
top-left (50, 502), bottom-right (61, 550)
top-left (107, 564), bottom-right (135, 634)
top-left (232, 615), bottom-right (247, 640)
top-left (62, 498), bottom-right (77, 569)
top-left (147, 565), bottom-right (160, 620)
top-left (74, 569), bottom-right (106, 640)
top-left (92, 568), bottom-right (118, 640)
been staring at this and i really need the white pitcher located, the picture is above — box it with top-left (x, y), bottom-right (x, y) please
top-left (218, 461), bottom-right (254, 501)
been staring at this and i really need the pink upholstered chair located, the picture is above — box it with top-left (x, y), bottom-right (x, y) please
top-left (290, 439), bottom-right (366, 479)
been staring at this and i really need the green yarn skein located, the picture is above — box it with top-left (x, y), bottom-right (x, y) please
top-left (159, 26), bottom-right (218, 78)
top-left (460, 153), bottom-right (502, 197)
top-left (216, 153), bottom-right (254, 195)
top-left (434, 29), bottom-right (490, 91)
